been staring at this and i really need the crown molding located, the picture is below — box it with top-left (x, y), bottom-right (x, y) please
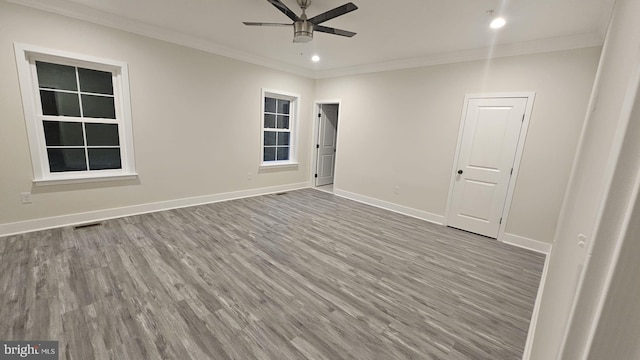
top-left (597, 0), bottom-right (616, 39)
top-left (314, 32), bottom-right (605, 79)
top-left (4, 0), bottom-right (316, 78)
top-left (6, 0), bottom-right (607, 80)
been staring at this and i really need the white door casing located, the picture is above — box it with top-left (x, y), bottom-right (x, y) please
top-left (446, 95), bottom-right (531, 238)
top-left (316, 104), bottom-right (338, 186)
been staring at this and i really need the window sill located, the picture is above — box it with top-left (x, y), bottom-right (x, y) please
top-left (259, 162), bottom-right (299, 171)
top-left (34, 173), bottom-right (138, 187)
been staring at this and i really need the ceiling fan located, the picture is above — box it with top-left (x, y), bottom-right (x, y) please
top-left (243, 0), bottom-right (358, 43)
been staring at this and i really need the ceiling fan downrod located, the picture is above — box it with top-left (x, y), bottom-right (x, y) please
top-left (293, 0), bottom-right (313, 42)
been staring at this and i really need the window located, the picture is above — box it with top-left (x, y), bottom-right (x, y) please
top-left (261, 89), bottom-right (299, 167)
top-left (14, 44), bottom-right (136, 185)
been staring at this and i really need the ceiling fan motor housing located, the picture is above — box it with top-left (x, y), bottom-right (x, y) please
top-left (293, 21), bottom-right (313, 43)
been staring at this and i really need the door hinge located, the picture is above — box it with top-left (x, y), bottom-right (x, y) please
top-left (510, 168), bottom-right (513, 175)
top-left (318, 113), bottom-right (322, 118)
top-left (499, 217), bottom-right (503, 224)
top-left (522, 114), bottom-right (525, 122)
top-left (316, 144), bottom-right (320, 149)
top-left (315, 174), bottom-right (318, 178)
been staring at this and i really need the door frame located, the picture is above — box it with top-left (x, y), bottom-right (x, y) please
top-left (310, 100), bottom-right (342, 190)
top-left (444, 92), bottom-right (536, 241)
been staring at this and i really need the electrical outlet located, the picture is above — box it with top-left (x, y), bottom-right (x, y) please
top-left (247, 172), bottom-right (253, 180)
top-left (20, 192), bottom-right (32, 204)
top-left (393, 186), bottom-right (400, 194)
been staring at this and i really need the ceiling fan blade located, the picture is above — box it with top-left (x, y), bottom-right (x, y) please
top-left (266, 0), bottom-right (300, 21)
top-left (243, 22), bottom-right (292, 26)
top-left (308, 3), bottom-right (358, 25)
top-left (314, 25), bottom-right (356, 37)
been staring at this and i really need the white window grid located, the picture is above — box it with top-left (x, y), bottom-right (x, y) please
top-left (14, 43), bottom-right (136, 184)
top-left (260, 89), bottom-right (299, 166)
top-left (36, 63), bottom-right (120, 172)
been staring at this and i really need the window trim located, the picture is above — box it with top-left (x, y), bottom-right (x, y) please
top-left (14, 43), bottom-right (137, 185)
top-left (260, 88), bottom-right (300, 168)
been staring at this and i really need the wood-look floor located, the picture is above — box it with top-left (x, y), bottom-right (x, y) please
top-left (0, 189), bottom-right (545, 359)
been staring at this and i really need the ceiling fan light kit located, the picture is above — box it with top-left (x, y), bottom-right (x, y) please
top-left (244, 0), bottom-right (358, 43)
top-left (293, 20), bottom-right (313, 43)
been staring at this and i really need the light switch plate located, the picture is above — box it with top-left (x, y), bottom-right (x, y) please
top-left (20, 192), bottom-right (32, 204)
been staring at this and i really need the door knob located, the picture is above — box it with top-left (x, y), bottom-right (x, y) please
top-left (457, 170), bottom-right (463, 175)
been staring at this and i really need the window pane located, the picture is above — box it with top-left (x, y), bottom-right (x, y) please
top-left (40, 90), bottom-right (81, 117)
top-left (264, 131), bottom-right (277, 146)
top-left (265, 97), bottom-right (276, 113)
top-left (263, 147), bottom-right (276, 161)
top-left (47, 148), bottom-right (87, 172)
top-left (277, 99), bottom-right (290, 114)
top-left (78, 68), bottom-right (113, 95)
top-left (86, 123), bottom-right (119, 146)
top-left (43, 121), bottom-right (84, 146)
top-left (277, 132), bottom-right (290, 146)
top-left (264, 114), bottom-right (276, 128)
top-left (88, 148), bottom-right (122, 170)
top-left (81, 95), bottom-right (116, 119)
top-left (277, 115), bottom-right (289, 129)
top-left (277, 146), bottom-right (290, 161)
top-left (36, 61), bottom-right (77, 91)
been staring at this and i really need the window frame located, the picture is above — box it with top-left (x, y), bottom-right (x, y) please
top-left (14, 43), bottom-right (136, 186)
top-left (260, 88), bottom-right (299, 168)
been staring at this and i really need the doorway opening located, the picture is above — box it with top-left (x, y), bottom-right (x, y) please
top-left (313, 102), bottom-right (339, 193)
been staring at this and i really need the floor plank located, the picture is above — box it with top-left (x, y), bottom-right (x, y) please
top-left (0, 189), bottom-right (545, 359)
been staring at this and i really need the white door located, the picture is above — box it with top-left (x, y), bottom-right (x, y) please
top-left (316, 104), bottom-right (338, 186)
top-left (447, 97), bottom-right (527, 238)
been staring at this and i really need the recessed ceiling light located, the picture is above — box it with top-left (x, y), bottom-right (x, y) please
top-left (490, 17), bottom-right (506, 29)
top-left (311, 55), bottom-right (320, 62)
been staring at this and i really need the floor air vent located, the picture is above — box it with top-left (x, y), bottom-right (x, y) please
top-left (74, 222), bottom-right (102, 230)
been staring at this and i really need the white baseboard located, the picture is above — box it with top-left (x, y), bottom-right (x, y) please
top-left (333, 189), bottom-right (445, 225)
top-left (500, 233), bottom-right (551, 360)
top-left (522, 247), bottom-right (552, 360)
top-left (332, 191), bottom-right (551, 255)
top-left (0, 182), bottom-right (309, 237)
top-left (328, 189), bottom-right (551, 360)
top-left (2, 181), bottom-right (551, 360)
top-left (502, 233), bottom-right (552, 254)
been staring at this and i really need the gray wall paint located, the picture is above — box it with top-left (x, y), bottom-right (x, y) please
top-left (316, 48), bottom-right (600, 244)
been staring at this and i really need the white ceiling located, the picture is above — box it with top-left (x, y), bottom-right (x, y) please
top-left (7, 0), bottom-right (614, 78)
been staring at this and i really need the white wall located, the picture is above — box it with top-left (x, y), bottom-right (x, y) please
top-left (587, 74), bottom-right (640, 360)
top-left (530, 0), bottom-right (640, 357)
top-left (0, 3), bottom-right (601, 245)
top-left (4, 1), bottom-right (635, 357)
top-left (0, 2), bottom-right (314, 231)
top-left (540, 0), bottom-right (640, 357)
top-left (315, 48), bottom-right (600, 244)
